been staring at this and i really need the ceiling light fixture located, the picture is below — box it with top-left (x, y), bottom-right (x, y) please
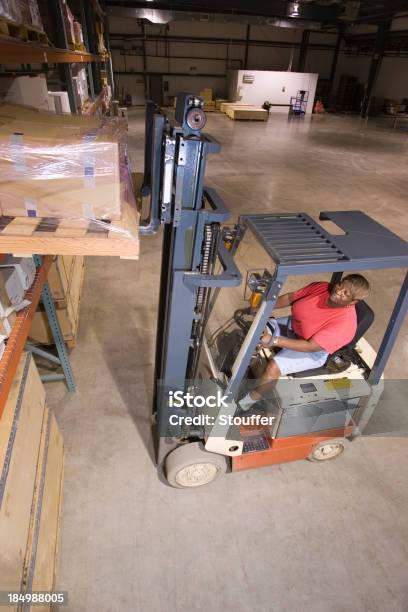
top-left (290, 1), bottom-right (300, 17)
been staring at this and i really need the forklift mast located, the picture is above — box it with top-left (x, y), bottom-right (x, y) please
top-left (141, 94), bottom-right (241, 464)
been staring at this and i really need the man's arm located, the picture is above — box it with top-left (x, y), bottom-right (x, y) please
top-left (273, 291), bottom-right (295, 309)
top-left (271, 336), bottom-right (323, 353)
top-left (260, 333), bottom-right (324, 353)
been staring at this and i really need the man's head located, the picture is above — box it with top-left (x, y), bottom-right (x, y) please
top-left (329, 274), bottom-right (370, 307)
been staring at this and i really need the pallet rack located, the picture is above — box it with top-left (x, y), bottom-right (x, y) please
top-left (0, 0), bottom-right (114, 114)
top-left (0, 255), bottom-right (76, 418)
top-left (0, 0), bottom-right (119, 411)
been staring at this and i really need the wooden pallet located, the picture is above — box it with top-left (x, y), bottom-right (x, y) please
top-left (0, 179), bottom-right (140, 259)
top-left (226, 107), bottom-right (268, 121)
top-left (0, 18), bottom-right (48, 45)
top-left (220, 102), bottom-right (254, 113)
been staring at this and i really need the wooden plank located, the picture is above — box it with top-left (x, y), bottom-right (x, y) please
top-left (0, 353), bottom-right (46, 592)
top-left (55, 219), bottom-right (89, 238)
top-left (0, 228), bottom-right (139, 258)
top-left (19, 408), bottom-right (64, 612)
top-left (20, 405), bottom-right (49, 599)
top-left (1, 217), bottom-right (40, 236)
top-left (220, 102), bottom-right (254, 113)
top-left (30, 412), bottom-right (64, 602)
top-left (46, 256), bottom-right (80, 305)
top-left (0, 39), bottom-right (99, 64)
top-left (65, 256), bottom-right (85, 338)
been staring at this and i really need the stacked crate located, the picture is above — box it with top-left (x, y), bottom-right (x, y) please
top-left (0, 353), bottom-right (64, 606)
top-left (29, 256), bottom-right (85, 348)
top-left (200, 88), bottom-right (216, 112)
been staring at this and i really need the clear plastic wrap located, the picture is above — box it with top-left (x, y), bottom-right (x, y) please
top-left (0, 0), bottom-right (44, 31)
top-left (0, 0), bottom-right (21, 22)
top-left (0, 104), bottom-right (130, 223)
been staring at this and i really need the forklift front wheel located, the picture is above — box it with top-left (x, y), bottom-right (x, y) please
top-left (165, 442), bottom-right (228, 488)
top-left (308, 439), bottom-right (346, 462)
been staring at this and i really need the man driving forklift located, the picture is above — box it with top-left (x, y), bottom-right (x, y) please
top-left (239, 274), bottom-right (370, 411)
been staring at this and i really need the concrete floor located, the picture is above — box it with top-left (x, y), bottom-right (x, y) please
top-left (47, 110), bottom-right (408, 612)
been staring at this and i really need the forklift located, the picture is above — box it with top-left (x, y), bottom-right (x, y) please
top-left (141, 93), bottom-right (408, 488)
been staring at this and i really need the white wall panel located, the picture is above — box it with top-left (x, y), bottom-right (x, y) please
top-left (229, 69), bottom-right (318, 113)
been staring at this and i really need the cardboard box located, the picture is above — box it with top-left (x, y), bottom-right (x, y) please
top-left (200, 88), bottom-right (213, 102)
top-left (17, 0), bottom-right (43, 30)
top-left (0, 102), bottom-right (98, 127)
top-left (27, 0), bottom-right (43, 30)
top-left (0, 111), bottom-right (122, 220)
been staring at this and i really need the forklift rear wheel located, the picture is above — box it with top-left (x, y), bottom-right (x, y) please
top-left (308, 439), bottom-right (346, 462)
top-left (165, 442), bottom-right (227, 488)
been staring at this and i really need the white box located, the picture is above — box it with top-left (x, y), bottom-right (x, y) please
top-left (48, 91), bottom-right (71, 114)
top-left (0, 256), bottom-right (36, 291)
top-left (1, 75), bottom-right (55, 112)
top-left (3, 268), bottom-right (25, 307)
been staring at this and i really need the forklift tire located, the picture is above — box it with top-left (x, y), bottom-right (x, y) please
top-left (308, 439), bottom-right (346, 462)
top-left (165, 442), bottom-right (228, 488)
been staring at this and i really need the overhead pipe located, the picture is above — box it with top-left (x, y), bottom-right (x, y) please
top-left (110, 32), bottom-right (337, 51)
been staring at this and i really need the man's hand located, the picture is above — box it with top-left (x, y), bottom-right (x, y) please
top-left (257, 332), bottom-right (274, 349)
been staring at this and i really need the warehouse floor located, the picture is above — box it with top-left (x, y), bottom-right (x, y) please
top-left (47, 110), bottom-right (408, 612)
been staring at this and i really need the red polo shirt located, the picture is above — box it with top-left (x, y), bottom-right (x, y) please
top-left (290, 282), bottom-right (357, 353)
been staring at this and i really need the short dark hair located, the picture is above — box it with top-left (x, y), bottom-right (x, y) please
top-left (342, 274), bottom-right (370, 300)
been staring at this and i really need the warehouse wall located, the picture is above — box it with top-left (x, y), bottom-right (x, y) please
top-left (375, 58), bottom-right (408, 100)
top-left (109, 15), bottom-right (408, 106)
top-left (309, 20), bottom-right (408, 103)
top-left (109, 17), bottom-right (307, 103)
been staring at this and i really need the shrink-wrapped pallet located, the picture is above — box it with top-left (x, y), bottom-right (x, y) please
top-left (0, 104), bottom-right (124, 221)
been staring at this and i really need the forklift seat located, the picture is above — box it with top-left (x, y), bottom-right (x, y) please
top-left (289, 301), bottom-right (374, 378)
